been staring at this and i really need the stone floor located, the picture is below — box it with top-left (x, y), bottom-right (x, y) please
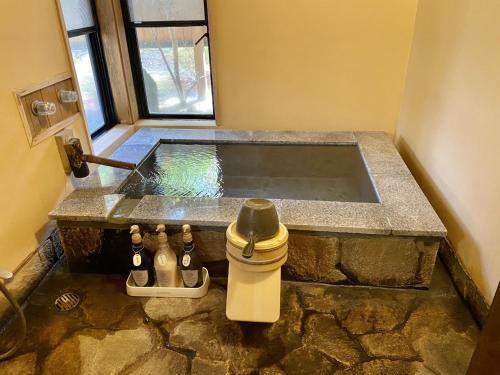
top-left (0, 259), bottom-right (479, 375)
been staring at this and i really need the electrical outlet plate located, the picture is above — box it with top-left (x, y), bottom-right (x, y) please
top-left (55, 129), bottom-right (74, 174)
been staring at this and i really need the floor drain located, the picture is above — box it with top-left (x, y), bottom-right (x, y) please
top-left (54, 292), bottom-right (81, 312)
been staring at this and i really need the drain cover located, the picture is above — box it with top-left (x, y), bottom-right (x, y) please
top-left (54, 292), bottom-right (81, 312)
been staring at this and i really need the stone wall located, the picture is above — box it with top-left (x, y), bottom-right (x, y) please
top-left (0, 228), bottom-right (64, 326)
top-left (57, 223), bottom-right (440, 289)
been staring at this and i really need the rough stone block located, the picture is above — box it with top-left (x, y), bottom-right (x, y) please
top-left (144, 287), bottom-right (226, 321)
top-left (0, 352), bottom-right (36, 375)
top-left (439, 239), bottom-right (489, 326)
top-left (359, 333), bottom-right (417, 360)
top-left (298, 284), bottom-right (336, 313)
top-left (42, 327), bottom-right (163, 374)
top-left (59, 226), bottom-right (104, 272)
top-left (59, 227), bottom-right (103, 257)
top-left (0, 239), bottom-right (57, 326)
top-left (340, 237), bottom-right (419, 286)
top-left (416, 239), bottom-right (440, 286)
top-left (303, 314), bottom-right (364, 366)
top-left (171, 229), bottom-right (227, 262)
top-left (340, 236), bottom-right (439, 287)
top-left (336, 359), bottom-right (435, 375)
top-left (49, 228), bottom-right (65, 259)
top-left (281, 347), bottom-right (340, 375)
top-left (170, 319), bottom-right (226, 360)
top-left (127, 349), bottom-right (188, 375)
top-left (283, 232), bottom-right (347, 283)
top-left (402, 300), bottom-right (479, 375)
top-left (192, 358), bottom-right (230, 375)
top-left (332, 293), bottom-right (408, 335)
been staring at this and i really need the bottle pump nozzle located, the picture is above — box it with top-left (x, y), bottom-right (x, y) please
top-left (130, 225), bottom-right (142, 244)
top-left (182, 224), bottom-right (193, 244)
top-left (156, 224), bottom-right (168, 243)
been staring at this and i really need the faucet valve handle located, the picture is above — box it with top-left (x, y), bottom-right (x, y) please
top-left (31, 100), bottom-right (56, 116)
top-left (63, 138), bottom-right (136, 178)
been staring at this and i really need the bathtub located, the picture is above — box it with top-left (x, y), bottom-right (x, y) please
top-left (50, 129), bottom-right (446, 288)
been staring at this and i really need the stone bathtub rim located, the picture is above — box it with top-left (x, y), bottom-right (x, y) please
top-left (49, 129), bottom-right (447, 238)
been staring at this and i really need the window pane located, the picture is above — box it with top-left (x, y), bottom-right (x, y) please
top-left (60, 0), bottom-right (95, 31)
top-left (69, 35), bottom-right (105, 134)
top-left (127, 0), bottom-right (205, 22)
top-left (137, 27), bottom-right (213, 116)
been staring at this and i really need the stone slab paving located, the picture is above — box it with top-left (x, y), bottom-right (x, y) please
top-left (0, 260), bottom-right (478, 374)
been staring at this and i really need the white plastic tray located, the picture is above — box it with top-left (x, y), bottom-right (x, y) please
top-left (126, 267), bottom-right (210, 298)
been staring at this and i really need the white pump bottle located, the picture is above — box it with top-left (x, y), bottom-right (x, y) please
top-left (154, 224), bottom-right (179, 287)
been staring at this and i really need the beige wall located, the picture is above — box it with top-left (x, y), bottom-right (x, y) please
top-left (0, 0), bottom-right (419, 274)
top-left (0, 0), bottom-right (91, 273)
top-left (396, 0), bottom-right (500, 303)
top-left (209, 0), bottom-right (418, 134)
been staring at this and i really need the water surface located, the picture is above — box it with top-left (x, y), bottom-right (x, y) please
top-left (119, 143), bottom-right (379, 202)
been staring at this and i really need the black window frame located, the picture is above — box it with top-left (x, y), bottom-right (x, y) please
top-left (121, 0), bottom-right (216, 120)
top-left (66, 0), bottom-right (117, 138)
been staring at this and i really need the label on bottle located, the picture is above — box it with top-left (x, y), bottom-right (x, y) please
top-left (133, 254), bottom-right (142, 267)
top-left (156, 270), bottom-right (171, 287)
top-left (182, 270), bottom-right (199, 287)
top-left (132, 270), bottom-right (148, 287)
top-left (157, 254), bottom-right (168, 266)
top-left (182, 254), bottom-right (191, 267)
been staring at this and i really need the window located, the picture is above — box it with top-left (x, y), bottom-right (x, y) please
top-left (60, 0), bottom-right (116, 137)
top-left (122, 0), bottom-right (215, 119)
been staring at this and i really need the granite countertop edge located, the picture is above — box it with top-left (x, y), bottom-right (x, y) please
top-left (49, 129), bottom-right (447, 238)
